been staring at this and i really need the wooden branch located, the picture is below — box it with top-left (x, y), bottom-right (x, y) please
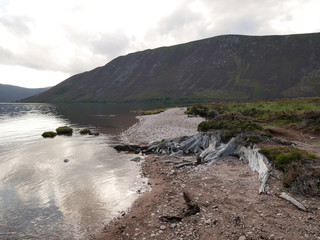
top-left (277, 192), bottom-right (307, 211)
top-left (160, 191), bottom-right (200, 222)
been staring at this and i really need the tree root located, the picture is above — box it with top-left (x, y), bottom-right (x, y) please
top-left (159, 191), bottom-right (200, 222)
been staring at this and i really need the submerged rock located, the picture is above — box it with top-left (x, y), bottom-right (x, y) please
top-left (56, 126), bottom-right (73, 135)
top-left (42, 131), bottom-right (57, 138)
top-left (80, 128), bottom-right (91, 135)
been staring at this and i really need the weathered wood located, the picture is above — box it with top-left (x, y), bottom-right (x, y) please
top-left (117, 133), bottom-right (275, 194)
top-left (174, 162), bottom-right (194, 168)
top-left (277, 192), bottom-right (307, 211)
top-left (114, 144), bottom-right (149, 154)
top-left (159, 216), bottom-right (183, 223)
top-left (160, 191), bottom-right (200, 222)
top-left (271, 137), bottom-right (295, 146)
top-left (236, 145), bottom-right (270, 194)
top-left (182, 191), bottom-right (200, 217)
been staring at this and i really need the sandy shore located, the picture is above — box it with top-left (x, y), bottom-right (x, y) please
top-left (93, 108), bottom-right (320, 240)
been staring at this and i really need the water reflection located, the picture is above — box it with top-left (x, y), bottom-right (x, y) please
top-left (0, 103), bottom-right (148, 239)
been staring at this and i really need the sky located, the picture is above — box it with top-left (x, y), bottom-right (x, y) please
top-left (0, 0), bottom-right (320, 88)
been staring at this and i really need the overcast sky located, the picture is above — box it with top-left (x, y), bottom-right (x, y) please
top-left (1, 0), bottom-right (320, 88)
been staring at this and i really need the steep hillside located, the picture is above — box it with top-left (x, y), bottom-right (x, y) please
top-left (0, 84), bottom-right (50, 102)
top-left (25, 33), bottom-right (320, 103)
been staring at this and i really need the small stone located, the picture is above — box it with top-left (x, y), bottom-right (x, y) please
top-left (170, 223), bottom-right (176, 228)
top-left (239, 236), bottom-right (246, 240)
top-left (204, 219), bottom-right (211, 225)
top-left (64, 159), bottom-right (69, 163)
top-left (269, 234), bottom-right (276, 240)
top-left (160, 225), bottom-right (166, 230)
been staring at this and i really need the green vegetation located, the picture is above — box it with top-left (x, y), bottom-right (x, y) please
top-left (42, 131), bottom-right (57, 138)
top-left (198, 114), bottom-right (263, 132)
top-left (193, 89), bottom-right (249, 100)
top-left (241, 135), bottom-right (267, 147)
top-left (80, 128), bottom-right (91, 135)
top-left (132, 107), bottom-right (172, 115)
top-left (187, 98), bottom-right (320, 195)
top-left (56, 126), bottom-right (73, 135)
top-left (260, 146), bottom-right (320, 195)
top-left (187, 97), bottom-right (320, 133)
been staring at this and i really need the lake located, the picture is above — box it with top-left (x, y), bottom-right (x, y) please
top-left (0, 103), bottom-right (153, 239)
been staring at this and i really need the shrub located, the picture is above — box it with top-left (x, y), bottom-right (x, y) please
top-left (260, 146), bottom-right (320, 195)
top-left (198, 114), bottom-right (263, 132)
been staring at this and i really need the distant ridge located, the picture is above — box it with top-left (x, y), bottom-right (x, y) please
top-left (0, 84), bottom-right (50, 102)
top-left (25, 32), bottom-right (320, 103)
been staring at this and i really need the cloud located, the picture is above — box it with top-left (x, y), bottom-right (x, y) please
top-left (1, 0), bottom-right (320, 88)
top-left (0, 46), bottom-right (14, 64)
top-left (158, 5), bottom-right (202, 35)
top-left (91, 31), bottom-right (131, 58)
top-left (0, 15), bottom-right (31, 36)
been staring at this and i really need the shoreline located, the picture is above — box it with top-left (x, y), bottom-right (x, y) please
top-left (93, 108), bottom-right (320, 240)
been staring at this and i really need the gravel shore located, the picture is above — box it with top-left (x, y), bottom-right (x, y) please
top-left (120, 107), bottom-right (204, 145)
top-left (93, 108), bottom-right (320, 240)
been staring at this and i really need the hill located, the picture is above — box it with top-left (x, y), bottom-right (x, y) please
top-left (0, 84), bottom-right (50, 102)
top-left (24, 33), bottom-right (320, 103)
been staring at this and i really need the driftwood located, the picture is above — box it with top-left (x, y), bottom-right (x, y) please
top-left (114, 144), bottom-right (149, 154)
top-left (115, 133), bottom-right (273, 193)
top-left (145, 133), bottom-right (220, 156)
top-left (236, 145), bottom-right (271, 194)
top-left (174, 162), bottom-right (194, 169)
top-left (160, 191), bottom-right (200, 223)
top-left (276, 192), bottom-right (307, 211)
top-left (271, 137), bottom-right (295, 146)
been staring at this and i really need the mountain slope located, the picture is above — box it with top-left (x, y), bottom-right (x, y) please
top-left (0, 84), bottom-right (50, 102)
top-left (25, 33), bottom-right (320, 103)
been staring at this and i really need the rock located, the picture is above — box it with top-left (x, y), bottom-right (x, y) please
top-left (170, 223), bottom-right (176, 228)
top-left (160, 225), bottom-right (166, 230)
top-left (268, 234), bottom-right (276, 240)
top-left (204, 219), bottom-right (211, 225)
top-left (42, 131), bottom-right (57, 138)
top-left (56, 126), bottom-right (73, 135)
top-left (64, 159), bottom-right (69, 163)
top-left (80, 128), bottom-right (91, 135)
top-left (238, 236), bottom-right (246, 240)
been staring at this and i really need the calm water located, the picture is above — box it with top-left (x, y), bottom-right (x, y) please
top-left (0, 103), bottom-right (152, 239)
